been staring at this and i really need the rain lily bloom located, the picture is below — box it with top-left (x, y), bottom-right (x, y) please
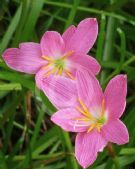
top-left (51, 69), bottom-right (129, 169)
top-left (2, 18), bottom-right (100, 109)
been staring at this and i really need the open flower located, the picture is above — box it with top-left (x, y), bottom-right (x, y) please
top-left (2, 18), bottom-right (100, 109)
top-left (51, 69), bottom-right (129, 169)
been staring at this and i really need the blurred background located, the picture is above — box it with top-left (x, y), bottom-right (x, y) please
top-left (0, 0), bottom-right (135, 169)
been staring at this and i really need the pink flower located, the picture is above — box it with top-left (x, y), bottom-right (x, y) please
top-left (51, 69), bottom-right (129, 169)
top-left (2, 18), bottom-right (100, 109)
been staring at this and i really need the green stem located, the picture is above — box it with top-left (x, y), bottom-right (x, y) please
top-left (58, 128), bottom-right (78, 169)
top-left (100, 16), bottom-right (117, 85)
top-left (64, 0), bottom-right (80, 29)
top-left (96, 14), bottom-right (106, 62)
top-left (113, 157), bottom-right (121, 169)
top-left (102, 28), bottom-right (126, 85)
top-left (12, 0), bottom-right (31, 46)
top-left (107, 143), bottom-right (120, 169)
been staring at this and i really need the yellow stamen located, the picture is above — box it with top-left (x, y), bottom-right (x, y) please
top-left (57, 67), bottom-right (63, 75)
top-left (96, 124), bottom-right (101, 132)
top-left (76, 106), bottom-right (89, 117)
top-left (44, 67), bottom-right (57, 77)
top-left (41, 51), bottom-right (75, 78)
top-left (65, 71), bottom-right (75, 80)
top-left (43, 63), bottom-right (53, 69)
top-left (42, 56), bottom-right (54, 61)
top-left (74, 98), bottom-right (107, 133)
top-left (87, 123), bottom-right (97, 133)
top-left (62, 51), bottom-right (74, 60)
top-left (101, 99), bottom-right (105, 118)
top-left (73, 117), bottom-right (90, 121)
top-left (78, 98), bottom-right (90, 116)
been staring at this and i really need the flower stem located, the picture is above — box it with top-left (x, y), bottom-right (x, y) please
top-left (100, 16), bottom-right (117, 86)
top-left (107, 143), bottom-right (115, 158)
top-left (113, 157), bottom-right (121, 169)
top-left (107, 143), bottom-right (121, 169)
top-left (58, 128), bottom-right (78, 169)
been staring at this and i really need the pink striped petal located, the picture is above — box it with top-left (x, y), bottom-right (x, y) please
top-left (35, 69), bottom-right (77, 109)
top-left (75, 131), bottom-right (107, 169)
top-left (51, 108), bottom-right (88, 132)
top-left (70, 53), bottom-right (101, 75)
top-left (66, 18), bottom-right (98, 53)
top-left (76, 68), bottom-right (103, 109)
top-left (62, 25), bottom-right (76, 44)
top-left (40, 31), bottom-right (65, 57)
top-left (2, 43), bottom-right (45, 74)
top-left (102, 119), bottom-right (129, 145)
top-left (104, 75), bottom-right (127, 119)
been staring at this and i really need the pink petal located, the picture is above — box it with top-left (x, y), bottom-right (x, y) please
top-left (35, 69), bottom-right (77, 109)
top-left (2, 43), bottom-right (45, 74)
top-left (51, 108), bottom-right (89, 132)
top-left (75, 131), bottom-right (107, 169)
top-left (76, 68), bottom-right (103, 110)
top-left (65, 18), bottom-right (98, 53)
top-left (40, 31), bottom-right (65, 57)
top-left (104, 75), bottom-right (127, 119)
top-left (62, 25), bottom-right (76, 44)
top-left (102, 119), bottom-right (129, 145)
top-left (70, 53), bottom-right (101, 75)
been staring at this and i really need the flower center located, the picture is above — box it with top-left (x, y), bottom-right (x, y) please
top-left (54, 59), bottom-right (65, 69)
top-left (42, 51), bottom-right (74, 79)
top-left (74, 98), bottom-right (107, 132)
top-left (97, 117), bottom-right (106, 124)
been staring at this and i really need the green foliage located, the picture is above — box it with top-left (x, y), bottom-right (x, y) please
top-left (0, 0), bottom-right (135, 169)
